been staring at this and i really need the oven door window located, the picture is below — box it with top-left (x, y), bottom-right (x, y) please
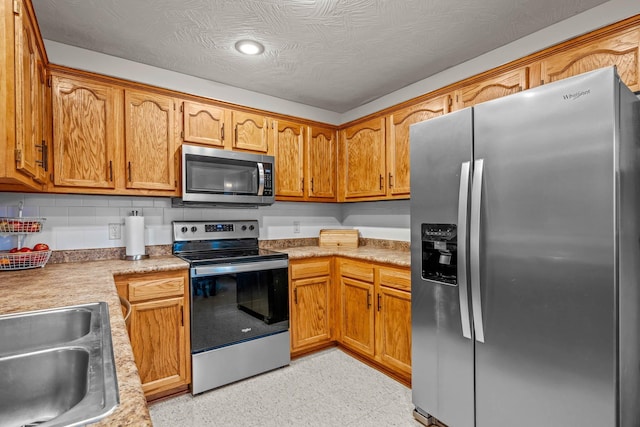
top-left (186, 156), bottom-right (258, 195)
top-left (191, 267), bottom-right (288, 353)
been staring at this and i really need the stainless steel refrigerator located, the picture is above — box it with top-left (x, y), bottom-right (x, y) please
top-left (410, 67), bottom-right (640, 427)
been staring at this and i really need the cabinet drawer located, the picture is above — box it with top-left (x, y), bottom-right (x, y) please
top-left (340, 261), bottom-right (374, 282)
top-left (291, 259), bottom-right (331, 280)
top-left (128, 277), bottom-right (185, 302)
top-left (379, 267), bottom-right (411, 292)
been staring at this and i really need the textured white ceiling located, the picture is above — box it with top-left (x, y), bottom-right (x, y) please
top-left (33, 0), bottom-right (608, 113)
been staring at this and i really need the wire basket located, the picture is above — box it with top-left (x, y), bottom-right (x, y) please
top-left (0, 250), bottom-right (52, 270)
top-left (0, 217), bottom-right (45, 234)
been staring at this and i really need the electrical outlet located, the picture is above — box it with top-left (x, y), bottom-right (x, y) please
top-left (293, 221), bottom-right (300, 234)
top-left (108, 223), bottom-right (121, 240)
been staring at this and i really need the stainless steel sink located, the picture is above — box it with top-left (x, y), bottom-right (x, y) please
top-left (0, 306), bottom-right (92, 354)
top-left (0, 302), bottom-right (119, 427)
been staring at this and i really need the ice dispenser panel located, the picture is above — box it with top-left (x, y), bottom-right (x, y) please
top-left (421, 223), bottom-right (457, 285)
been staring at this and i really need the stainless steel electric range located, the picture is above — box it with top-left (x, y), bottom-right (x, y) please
top-left (172, 220), bottom-right (290, 395)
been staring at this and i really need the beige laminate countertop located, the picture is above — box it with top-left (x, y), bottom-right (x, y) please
top-left (275, 245), bottom-right (411, 268)
top-left (0, 256), bottom-right (189, 427)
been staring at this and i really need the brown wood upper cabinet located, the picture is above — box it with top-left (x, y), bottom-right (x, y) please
top-left (306, 125), bottom-right (337, 201)
top-left (230, 110), bottom-right (270, 153)
top-left (0, 0), bottom-right (47, 190)
top-left (124, 89), bottom-right (178, 192)
top-left (51, 72), bottom-right (179, 195)
top-left (386, 95), bottom-right (451, 198)
top-left (273, 119), bottom-right (305, 198)
top-left (339, 117), bottom-right (387, 201)
top-left (539, 27), bottom-right (640, 91)
top-left (181, 100), bottom-right (226, 148)
top-left (51, 74), bottom-right (121, 190)
top-left (453, 68), bottom-right (529, 110)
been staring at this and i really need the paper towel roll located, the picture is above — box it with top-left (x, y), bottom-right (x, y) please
top-left (125, 215), bottom-right (145, 256)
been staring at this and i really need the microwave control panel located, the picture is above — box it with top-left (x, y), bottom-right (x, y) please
top-left (263, 163), bottom-right (273, 196)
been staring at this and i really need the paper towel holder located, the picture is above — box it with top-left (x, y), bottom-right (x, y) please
top-left (124, 210), bottom-right (149, 261)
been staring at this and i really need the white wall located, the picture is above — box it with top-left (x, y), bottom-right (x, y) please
top-left (44, 41), bottom-right (342, 126)
top-left (43, 0), bottom-right (640, 125)
top-left (0, 193), bottom-right (411, 251)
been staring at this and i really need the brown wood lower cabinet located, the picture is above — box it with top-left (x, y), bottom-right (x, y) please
top-left (290, 257), bottom-right (412, 383)
top-left (290, 258), bottom-right (334, 355)
top-left (115, 269), bottom-right (191, 401)
top-left (339, 259), bottom-right (376, 357)
top-left (375, 266), bottom-right (412, 378)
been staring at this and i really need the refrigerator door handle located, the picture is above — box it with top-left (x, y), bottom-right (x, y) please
top-left (470, 158), bottom-right (485, 343)
top-left (457, 161), bottom-right (472, 339)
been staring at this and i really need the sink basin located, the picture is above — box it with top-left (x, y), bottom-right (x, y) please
top-left (0, 302), bottom-right (119, 427)
top-left (0, 306), bottom-right (92, 354)
top-left (0, 348), bottom-right (89, 426)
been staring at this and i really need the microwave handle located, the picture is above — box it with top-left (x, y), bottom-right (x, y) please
top-left (257, 162), bottom-right (265, 196)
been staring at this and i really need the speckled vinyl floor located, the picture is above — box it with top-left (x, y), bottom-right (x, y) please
top-left (149, 347), bottom-right (419, 426)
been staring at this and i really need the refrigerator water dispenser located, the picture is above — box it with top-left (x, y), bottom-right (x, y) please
top-left (421, 223), bottom-right (457, 285)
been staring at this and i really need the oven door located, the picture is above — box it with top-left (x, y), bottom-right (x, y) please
top-left (190, 258), bottom-right (289, 354)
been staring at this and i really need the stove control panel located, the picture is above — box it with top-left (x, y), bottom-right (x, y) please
top-left (172, 220), bottom-right (259, 241)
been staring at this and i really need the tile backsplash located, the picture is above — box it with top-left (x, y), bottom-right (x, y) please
top-left (0, 193), bottom-right (410, 251)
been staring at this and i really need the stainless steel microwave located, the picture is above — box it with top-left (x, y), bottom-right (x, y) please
top-left (175, 144), bottom-right (275, 206)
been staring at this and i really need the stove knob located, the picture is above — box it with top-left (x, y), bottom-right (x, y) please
top-left (241, 225), bottom-right (247, 231)
top-left (249, 225), bottom-right (255, 231)
top-left (191, 226), bottom-right (198, 233)
top-left (181, 226), bottom-right (188, 233)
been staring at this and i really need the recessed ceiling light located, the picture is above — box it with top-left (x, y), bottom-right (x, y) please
top-left (235, 40), bottom-right (265, 55)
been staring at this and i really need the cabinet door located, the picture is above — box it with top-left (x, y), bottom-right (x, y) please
top-left (231, 110), bottom-right (269, 153)
top-left (182, 100), bottom-right (226, 147)
top-left (124, 90), bottom-right (177, 192)
top-left (13, 1), bottom-right (40, 181)
top-left (52, 75), bottom-right (120, 189)
top-left (453, 68), bottom-right (529, 110)
top-left (376, 286), bottom-right (411, 376)
top-left (291, 276), bottom-right (332, 350)
top-left (539, 28), bottom-right (640, 91)
top-left (274, 119), bottom-right (305, 198)
top-left (307, 126), bottom-right (337, 200)
top-left (387, 95), bottom-right (451, 197)
top-left (129, 297), bottom-right (188, 397)
top-left (340, 117), bottom-right (386, 200)
top-left (341, 276), bottom-right (375, 356)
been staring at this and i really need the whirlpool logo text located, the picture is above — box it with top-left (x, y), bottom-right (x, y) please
top-left (563, 89), bottom-right (591, 100)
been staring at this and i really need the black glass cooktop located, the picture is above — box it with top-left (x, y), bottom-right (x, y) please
top-left (177, 248), bottom-right (287, 266)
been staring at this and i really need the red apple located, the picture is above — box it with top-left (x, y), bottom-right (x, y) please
top-left (18, 247), bottom-right (32, 253)
top-left (9, 247), bottom-right (18, 253)
top-left (33, 243), bottom-right (49, 251)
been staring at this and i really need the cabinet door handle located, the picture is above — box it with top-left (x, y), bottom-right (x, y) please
top-left (128, 162), bottom-right (132, 182)
top-left (377, 293), bottom-right (381, 311)
top-left (379, 174), bottom-right (384, 190)
top-left (109, 160), bottom-right (113, 181)
top-left (301, 178), bottom-right (304, 192)
top-left (294, 288), bottom-right (298, 304)
top-left (388, 173), bottom-right (393, 188)
top-left (221, 123), bottom-right (225, 141)
top-left (311, 177), bottom-right (314, 193)
top-left (367, 291), bottom-right (372, 309)
top-left (234, 125), bottom-right (238, 146)
top-left (36, 141), bottom-right (48, 172)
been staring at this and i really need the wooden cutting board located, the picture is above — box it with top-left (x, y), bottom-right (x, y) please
top-left (319, 229), bottom-right (359, 248)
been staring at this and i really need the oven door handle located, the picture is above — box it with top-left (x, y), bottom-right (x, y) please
top-left (192, 259), bottom-right (289, 277)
